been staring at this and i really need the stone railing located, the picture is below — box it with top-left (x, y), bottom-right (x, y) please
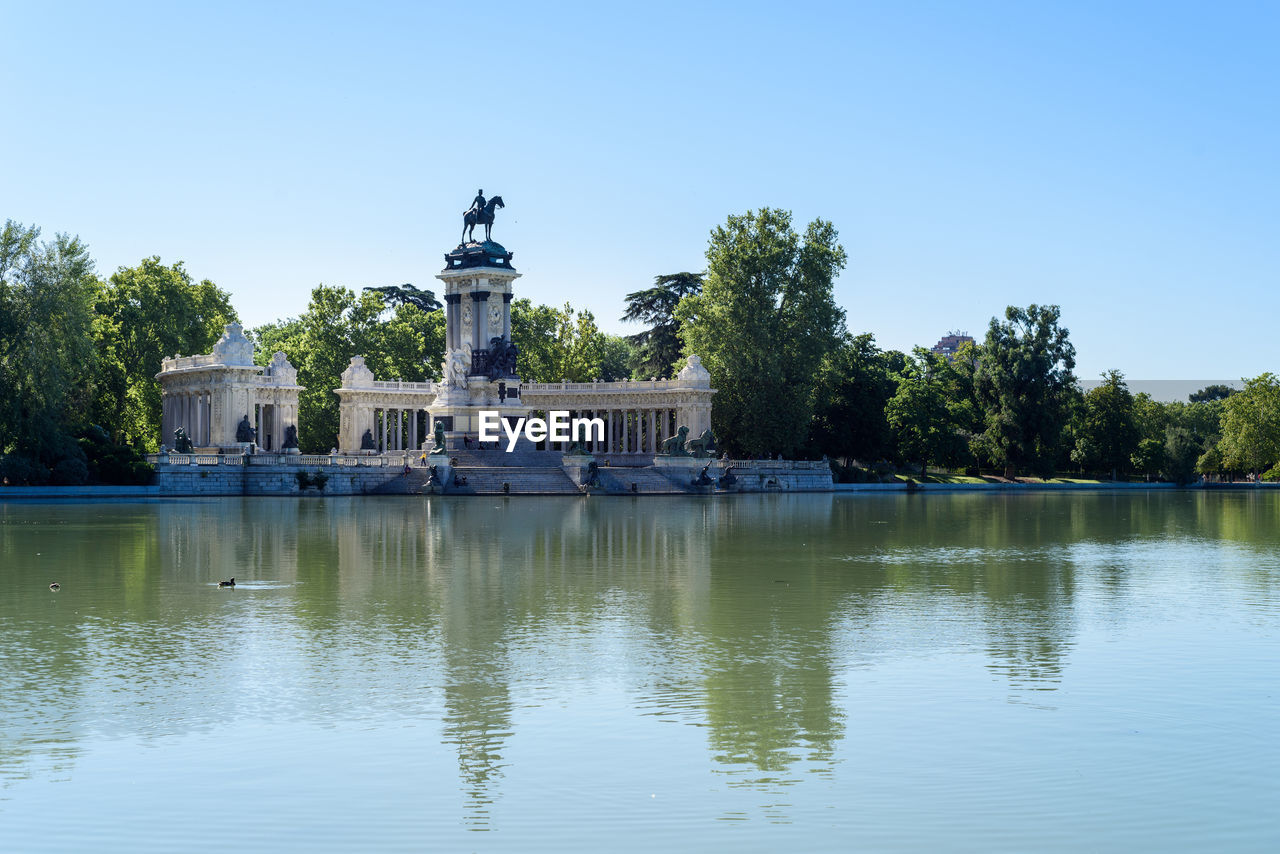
top-left (718, 459), bottom-right (833, 471)
top-left (523, 378), bottom-right (706, 393)
top-left (148, 453), bottom-right (413, 468)
top-left (370, 380), bottom-right (438, 392)
top-left (159, 354), bottom-right (222, 371)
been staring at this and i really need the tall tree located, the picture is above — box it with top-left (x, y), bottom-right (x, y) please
top-left (0, 221), bottom-right (100, 482)
top-left (807, 333), bottom-right (902, 464)
top-left (974, 304), bottom-right (1076, 478)
top-left (621, 272), bottom-right (702, 379)
top-left (361, 283), bottom-right (442, 313)
top-left (886, 349), bottom-right (966, 476)
top-left (1190, 384), bottom-right (1236, 403)
top-left (1071, 370), bottom-right (1138, 479)
top-left (93, 257), bottom-right (237, 449)
top-left (677, 209), bottom-right (846, 457)
top-left (252, 285), bottom-right (384, 453)
top-left (1216, 373), bottom-right (1280, 477)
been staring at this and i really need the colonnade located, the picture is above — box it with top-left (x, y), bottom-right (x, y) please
top-left (161, 391), bottom-right (213, 448)
top-left (252, 402), bottom-right (297, 452)
top-left (371, 407), bottom-right (429, 453)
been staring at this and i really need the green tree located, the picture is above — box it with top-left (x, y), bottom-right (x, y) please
top-left (1190, 384), bottom-right (1236, 403)
top-left (1130, 438), bottom-right (1165, 481)
top-left (1216, 373), bottom-right (1280, 477)
top-left (621, 272), bottom-right (702, 379)
top-left (1072, 370), bottom-right (1138, 478)
top-left (807, 333), bottom-right (903, 464)
top-left (599, 335), bottom-right (636, 381)
top-left (1162, 426), bottom-right (1199, 484)
top-left (886, 349), bottom-right (965, 476)
top-left (252, 285), bottom-right (385, 453)
top-left (510, 300), bottom-right (609, 382)
top-left (509, 298), bottom-right (560, 382)
top-left (677, 208), bottom-right (846, 457)
top-left (0, 221), bottom-right (100, 483)
top-left (974, 304), bottom-right (1076, 478)
top-left (93, 257), bottom-right (237, 449)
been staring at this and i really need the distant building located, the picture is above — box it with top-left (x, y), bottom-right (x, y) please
top-left (930, 331), bottom-right (975, 361)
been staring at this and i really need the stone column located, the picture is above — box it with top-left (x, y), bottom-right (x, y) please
top-left (444, 293), bottom-right (462, 351)
top-left (472, 290), bottom-right (490, 352)
top-left (502, 292), bottom-right (513, 341)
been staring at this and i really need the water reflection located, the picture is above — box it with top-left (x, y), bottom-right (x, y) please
top-left (3, 492), bottom-right (1279, 823)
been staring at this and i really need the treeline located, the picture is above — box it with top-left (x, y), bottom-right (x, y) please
top-left (1, 222), bottom-right (237, 485)
top-left (620, 208), bottom-right (1268, 483)
top-left (4, 212), bottom-right (1276, 483)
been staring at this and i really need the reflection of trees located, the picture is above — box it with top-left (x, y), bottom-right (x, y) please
top-left (697, 497), bottom-right (844, 784)
top-left (12, 490), bottom-right (1278, 813)
top-left (820, 493), bottom-right (1083, 699)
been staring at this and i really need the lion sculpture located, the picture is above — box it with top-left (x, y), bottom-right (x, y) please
top-left (659, 426), bottom-right (689, 456)
top-left (686, 428), bottom-right (716, 458)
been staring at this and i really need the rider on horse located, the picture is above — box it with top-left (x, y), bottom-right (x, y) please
top-left (465, 190), bottom-right (486, 221)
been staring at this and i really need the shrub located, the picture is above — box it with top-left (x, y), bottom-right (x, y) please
top-left (51, 458), bottom-right (89, 485)
top-left (0, 454), bottom-right (49, 486)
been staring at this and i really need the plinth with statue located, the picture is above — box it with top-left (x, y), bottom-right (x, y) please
top-left (428, 190), bottom-right (530, 448)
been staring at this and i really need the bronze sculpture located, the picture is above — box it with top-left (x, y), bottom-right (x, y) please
top-left (236, 415), bottom-right (256, 444)
top-left (461, 194), bottom-right (505, 244)
top-left (430, 421), bottom-right (449, 455)
top-left (686, 428), bottom-right (716, 458)
top-left (658, 426), bottom-right (690, 456)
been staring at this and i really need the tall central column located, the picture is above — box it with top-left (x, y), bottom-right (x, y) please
top-left (444, 294), bottom-right (462, 351)
top-left (472, 290), bottom-right (490, 352)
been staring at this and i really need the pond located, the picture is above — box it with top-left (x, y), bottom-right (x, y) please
top-left (1, 492), bottom-right (1277, 851)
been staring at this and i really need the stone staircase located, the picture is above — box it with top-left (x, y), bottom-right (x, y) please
top-left (590, 466), bottom-right (692, 495)
top-left (447, 467), bottom-right (581, 495)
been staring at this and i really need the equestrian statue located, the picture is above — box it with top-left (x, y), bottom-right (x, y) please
top-left (461, 189), bottom-right (505, 244)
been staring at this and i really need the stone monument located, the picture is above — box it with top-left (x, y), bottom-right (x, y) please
top-left (430, 191), bottom-right (530, 446)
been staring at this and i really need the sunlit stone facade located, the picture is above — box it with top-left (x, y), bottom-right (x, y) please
top-left (156, 323), bottom-right (303, 451)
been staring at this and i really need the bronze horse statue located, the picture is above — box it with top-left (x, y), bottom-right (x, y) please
top-left (462, 195), bottom-right (504, 244)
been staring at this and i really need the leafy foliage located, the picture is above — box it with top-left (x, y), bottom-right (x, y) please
top-left (1216, 373), bottom-right (1280, 476)
top-left (0, 221), bottom-right (100, 481)
top-left (621, 272), bottom-right (702, 379)
top-left (92, 257), bottom-right (238, 450)
top-left (886, 348), bottom-right (970, 475)
top-left (1071, 370), bottom-right (1138, 477)
top-left (807, 334), bottom-right (904, 463)
top-left (510, 299), bottom-right (610, 382)
top-left (1189, 384), bottom-right (1236, 403)
top-left (678, 209), bottom-right (845, 457)
top-left (974, 304), bottom-right (1076, 477)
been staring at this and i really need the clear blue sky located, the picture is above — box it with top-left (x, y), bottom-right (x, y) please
top-left (5, 1), bottom-right (1277, 379)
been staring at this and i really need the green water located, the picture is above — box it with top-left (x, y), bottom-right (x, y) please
top-left (1, 493), bottom-right (1277, 851)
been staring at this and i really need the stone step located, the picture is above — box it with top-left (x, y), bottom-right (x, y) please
top-left (595, 467), bottom-right (695, 494)
top-left (446, 467), bottom-right (580, 495)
